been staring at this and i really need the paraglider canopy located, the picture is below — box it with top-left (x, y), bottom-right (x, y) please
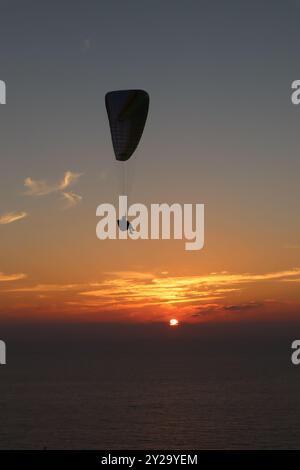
top-left (105, 89), bottom-right (149, 161)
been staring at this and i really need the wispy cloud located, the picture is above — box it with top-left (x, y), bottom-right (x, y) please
top-left (59, 171), bottom-right (82, 190)
top-left (3, 268), bottom-right (300, 321)
top-left (24, 171), bottom-right (82, 209)
top-left (0, 211), bottom-right (28, 225)
top-left (24, 177), bottom-right (49, 196)
top-left (5, 267), bottom-right (300, 301)
top-left (6, 283), bottom-right (78, 292)
top-left (191, 304), bottom-right (222, 317)
top-left (24, 171), bottom-right (82, 196)
top-left (62, 191), bottom-right (82, 209)
top-left (224, 302), bottom-right (263, 311)
top-left (0, 271), bottom-right (27, 282)
top-left (78, 268), bottom-right (300, 313)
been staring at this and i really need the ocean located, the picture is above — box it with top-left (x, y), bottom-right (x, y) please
top-left (0, 322), bottom-right (299, 449)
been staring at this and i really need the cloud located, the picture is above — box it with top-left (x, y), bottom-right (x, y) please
top-left (224, 302), bottom-right (263, 311)
top-left (0, 211), bottom-right (28, 225)
top-left (24, 171), bottom-right (82, 196)
top-left (104, 271), bottom-right (155, 281)
top-left (59, 171), bottom-right (82, 190)
top-left (0, 271), bottom-right (27, 282)
top-left (3, 267), bottom-right (300, 320)
top-left (191, 304), bottom-right (222, 317)
top-left (6, 283), bottom-right (78, 292)
top-left (190, 302), bottom-right (265, 319)
top-left (196, 268), bottom-right (300, 285)
top-left (78, 267), bottom-right (300, 313)
top-left (24, 177), bottom-right (53, 196)
top-left (62, 191), bottom-right (82, 208)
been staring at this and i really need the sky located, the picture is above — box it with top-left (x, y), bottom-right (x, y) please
top-left (0, 0), bottom-right (300, 323)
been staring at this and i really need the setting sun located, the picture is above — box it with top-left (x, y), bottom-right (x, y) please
top-left (169, 318), bottom-right (179, 327)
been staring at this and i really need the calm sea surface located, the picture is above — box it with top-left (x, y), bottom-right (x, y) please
top-left (0, 322), bottom-right (299, 449)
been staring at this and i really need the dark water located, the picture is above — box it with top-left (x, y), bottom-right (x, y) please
top-left (0, 322), bottom-right (300, 449)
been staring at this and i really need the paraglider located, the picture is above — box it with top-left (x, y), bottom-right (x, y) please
top-left (105, 89), bottom-right (149, 232)
top-left (117, 216), bottom-right (135, 234)
top-left (105, 89), bottom-right (149, 161)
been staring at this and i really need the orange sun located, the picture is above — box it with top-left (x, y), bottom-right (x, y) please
top-left (169, 318), bottom-right (179, 327)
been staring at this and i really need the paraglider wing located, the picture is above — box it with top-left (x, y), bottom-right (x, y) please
top-left (105, 90), bottom-right (149, 161)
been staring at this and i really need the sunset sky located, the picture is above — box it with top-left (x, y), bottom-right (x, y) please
top-left (0, 0), bottom-right (300, 323)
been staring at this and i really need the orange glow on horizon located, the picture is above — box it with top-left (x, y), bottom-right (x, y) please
top-left (1, 268), bottom-right (300, 322)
